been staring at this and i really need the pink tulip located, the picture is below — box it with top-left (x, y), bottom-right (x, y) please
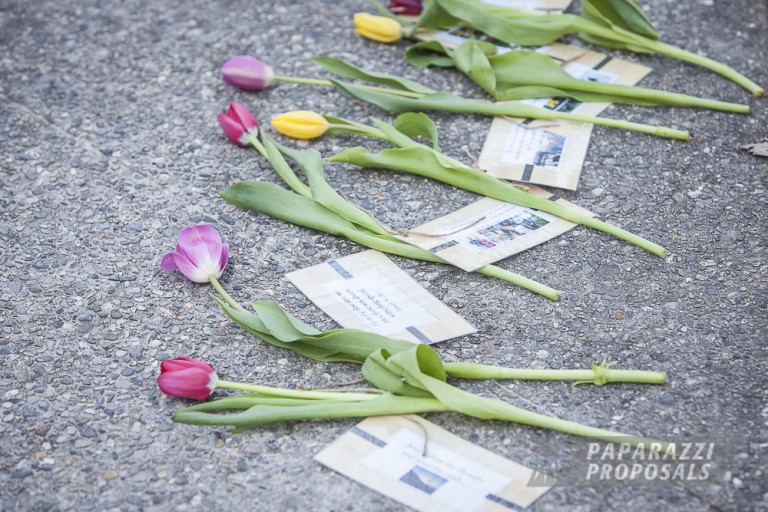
top-left (222, 55), bottom-right (275, 90)
top-left (387, 0), bottom-right (423, 15)
top-left (157, 357), bottom-right (218, 401)
top-left (160, 224), bottom-right (229, 283)
top-left (218, 101), bottom-right (259, 146)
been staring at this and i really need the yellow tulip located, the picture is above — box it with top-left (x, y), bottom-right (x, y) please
top-left (353, 13), bottom-right (402, 43)
top-left (271, 111), bottom-right (329, 140)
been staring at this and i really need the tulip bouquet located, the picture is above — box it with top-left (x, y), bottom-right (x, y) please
top-left (159, 224), bottom-right (671, 450)
top-left (372, 0), bottom-right (764, 97)
top-left (221, 55), bottom-right (689, 141)
top-left (269, 108), bottom-right (667, 258)
top-left (217, 103), bottom-right (560, 299)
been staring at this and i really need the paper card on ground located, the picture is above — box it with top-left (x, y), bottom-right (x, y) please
top-left (285, 250), bottom-right (475, 344)
top-left (315, 415), bottom-right (553, 512)
top-left (478, 50), bottom-right (649, 190)
top-left (395, 187), bottom-right (594, 272)
top-left (412, 27), bottom-right (651, 190)
top-left (478, 118), bottom-right (592, 190)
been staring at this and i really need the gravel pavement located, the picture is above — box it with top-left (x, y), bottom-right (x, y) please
top-left (1, 0), bottom-right (766, 510)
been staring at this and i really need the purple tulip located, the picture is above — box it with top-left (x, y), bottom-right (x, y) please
top-left (387, 0), bottom-right (423, 15)
top-left (157, 358), bottom-right (218, 401)
top-left (161, 225), bottom-right (229, 283)
top-left (218, 101), bottom-right (259, 146)
top-left (221, 55), bottom-right (275, 90)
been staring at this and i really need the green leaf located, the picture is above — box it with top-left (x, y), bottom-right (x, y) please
top-left (220, 180), bottom-right (358, 238)
top-left (393, 112), bottom-right (440, 150)
top-left (328, 78), bottom-right (498, 115)
top-left (311, 56), bottom-right (435, 94)
top-left (174, 394), bottom-right (450, 433)
top-left (414, 0), bottom-right (584, 46)
top-left (216, 298), bottom-right (420, 364)
top-left (361, 349), bottom-right (435, 398)
top-left (265, 134), bottom-right (389, 235)
top-left (328, 144), bottom-right (667, 257)
top-left (251, 300), bottom-right (322, 339)
top-left (452, 39), bottom-right (498, 97)
top-left (582, 0), bottom-right (659, 40)
top-left (404, 40), bottom-right (457, 68)
top-left (259, 131), bottom-right (312, 198)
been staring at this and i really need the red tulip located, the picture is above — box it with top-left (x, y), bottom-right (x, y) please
top-left (157, 357), bottom-right (218, 401)
top-left (218, 102), bottom-right (259, 147)
top-left (387, 0), bottom-right (423, 15)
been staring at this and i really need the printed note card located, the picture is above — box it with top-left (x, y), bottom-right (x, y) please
top-left (315, 415), bottom-right (553, 512)
top-left (412, 25), bottom-right (652, 190)
top-left (286, 250), bottom-right (475, 344)
top-left (477, 49), bottom-right (651, 190)
top-left (396, 187), bottom-right (595, 272)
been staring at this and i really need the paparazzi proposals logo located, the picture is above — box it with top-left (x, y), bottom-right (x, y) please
top-left (585, 441), bottom-right (716, 483)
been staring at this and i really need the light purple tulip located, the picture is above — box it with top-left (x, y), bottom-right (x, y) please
top-left (222, 56), bottom-right (275, 90)
top-left (161, 225), bottom-right (229, 283)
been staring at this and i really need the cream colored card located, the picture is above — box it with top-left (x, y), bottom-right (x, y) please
top-left (478, 119), bottom-right (592, 190)
top-left (395, 187), bottom-right (594, 272)
top-left (478, 51), bottom-right (650, 190)
top-left (412, 28), bottom-right (652, 191)
top-left (286, 250), bottom-right (475, 344)
top-left (315, 415), bottom-right (553, 512)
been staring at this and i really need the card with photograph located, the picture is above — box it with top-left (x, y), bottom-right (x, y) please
top-left (396, 187), bottom-right (594, 272)
top-left (315, 415), bottom-right (554, 512)
top-left (412, 27), bottom-right (651, 191)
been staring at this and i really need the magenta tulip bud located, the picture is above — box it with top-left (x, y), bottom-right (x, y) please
top-left (157, 358), bottom-right (218, 401)
top-left (160, 224), bottom-right (229, 283)
top-left (221, 55), bottom-right (275, 90)
top-left (387, 0), bottom-right (423, 15)
top-left (218, 101), bottom-right (259, 146)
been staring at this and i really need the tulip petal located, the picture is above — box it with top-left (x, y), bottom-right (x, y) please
top-left (218, 112), bottom-right (248, 146)
top-left (222, 55), bottom-right (275, 90)
top-left (160, 252), bottom-right (178, 272)
top-left (157, 367), bottom-right (217, 401)
top-left (177, 224), bottom-right (223, 265)
top-left (218, 244), bottom-right (229, 277)
top-left (161, 357), bottom-right (216, 373)
top-left (228, 102), bottom-right (259, 132)
top-left (171, 253), bottom-right (210, 283)
top-left (165, 251), bottom-right (210, 283)
top-left (353, 13), bottom-right (402, 43)
top-left (271, 111), bottom-right (329, 140)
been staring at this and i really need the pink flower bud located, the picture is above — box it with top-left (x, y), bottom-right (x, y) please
top-left (160, 224), bottom-right (229, 283)
top-left (222, 55), bottom-right (275, 90)
top-left (218, 101), bottom-right (259, 146)
top-left (387, 0), bottom-right (423, 15)
top-left (157, 357), bottom-right (218, 401)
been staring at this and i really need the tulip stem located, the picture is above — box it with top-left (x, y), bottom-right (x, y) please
top-left (274, 75), bottom-right (424, 99)
top-left (208, 275), bottom-right (246, 312)
top-left (215, 380), bottom-right (381, 401)
top-left (327, 123), bottom-right (388, 138)
top-left (444, 363), bottom-right (666, 385)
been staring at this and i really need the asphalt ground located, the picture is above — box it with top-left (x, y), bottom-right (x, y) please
top-left (1, 0), bottom-right (766, 510)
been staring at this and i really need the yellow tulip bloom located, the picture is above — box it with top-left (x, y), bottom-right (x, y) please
top-left (353, 13), bottom-right (402, 43)
top-left (271, 111), bottom-right (329, 140)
